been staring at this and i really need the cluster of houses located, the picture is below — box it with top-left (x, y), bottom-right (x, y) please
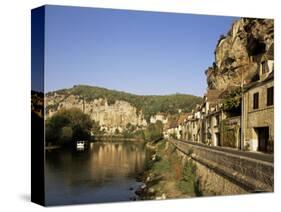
top-left (164, 53), bottom-right (274, 154)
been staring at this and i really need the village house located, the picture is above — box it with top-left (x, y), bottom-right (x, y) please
top-left (165, 48), bottom-right (274, 155)
top-left (243, 48), bottom-right (274, 153)
top-left (201, 89), bottom-right (224, 146)
top-left (177, 113), bottom-right (189, 140)
top-left (187, 105), bottom-right (202, 143)
top-left (164, 113), bottom-right (188, 140)
top-left (164, 122), bottom-right (179, 139)
top-left (150, 112), bottom-right (168, 124)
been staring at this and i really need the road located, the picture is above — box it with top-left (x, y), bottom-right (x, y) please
top-left (169, 138), bottom-right (274, 163)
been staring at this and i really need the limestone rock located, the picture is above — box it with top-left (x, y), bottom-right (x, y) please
top-left (206, 18), bottom-right (274, 90)
top-left (46, 94), bottom-right (147, 134)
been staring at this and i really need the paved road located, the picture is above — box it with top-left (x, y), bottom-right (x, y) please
top-left (169, 138), bottom-right (274, 163)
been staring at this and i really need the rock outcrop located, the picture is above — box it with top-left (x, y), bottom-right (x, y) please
top-left (46, 93), bottom-right (147, 134)
top-left (206, 18), bottom-right (274, 90)
top-left (45, 85), bottom-right (202, 134)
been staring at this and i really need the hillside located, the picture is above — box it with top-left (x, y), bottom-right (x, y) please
top-left (46, 85), bottom-right (202, 133)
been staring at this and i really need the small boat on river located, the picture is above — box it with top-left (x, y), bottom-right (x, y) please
top-left (76, 140), bottom-right (86, 150)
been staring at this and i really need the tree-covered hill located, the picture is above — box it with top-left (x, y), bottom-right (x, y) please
top-left (47, 85), bottom-right (202, 121)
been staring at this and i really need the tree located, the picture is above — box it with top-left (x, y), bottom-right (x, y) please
top-left (144, 120), bottom-right (163, 141)
top-left (222, 88), bottom-right (242, 116)
top-left (60, 126), bottom-right (73, 145)
top-left (91, 120), bottom-right (101, 135)
top-left (46, 108), bottom-right (93, 146)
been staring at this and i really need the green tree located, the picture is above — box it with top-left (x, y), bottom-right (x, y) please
top-left (91, 120), bottom-right (102, 135)
top-left (222, 88), bottom-right (242, 117)
top-left (144, 120), bottom-right (163, 141)
top-left (46, 108), bottom-right (92, 146)
top-left (60, 126), bottom-right (73, 145)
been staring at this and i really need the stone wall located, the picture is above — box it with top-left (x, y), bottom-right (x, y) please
top-left (176, 150), bottom-right (247, 195)
top-left (170, 139), bottom-right (273, 193)
top-left (220, 116), bottom-right (241, 148)
top-left (244, 79), bottom-right (274, 152)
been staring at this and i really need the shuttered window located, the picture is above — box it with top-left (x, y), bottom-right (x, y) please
top-left (253, 92), bottom-right (259, 109)
top-left (267, 87), bottom-right (274, 106)
top-left (261, 61), bottom-right (268, 74)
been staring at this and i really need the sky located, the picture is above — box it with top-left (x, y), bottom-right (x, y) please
top-left (44, 5), bottom-right (238, 96)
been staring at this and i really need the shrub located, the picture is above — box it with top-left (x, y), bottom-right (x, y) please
top-left (46, 108), bottom-right (92, 146)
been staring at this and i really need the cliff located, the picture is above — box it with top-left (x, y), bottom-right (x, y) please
top-left (46, 85), bottom-right (202, 134)
top-left (206, 18), bottom-right (274, 90)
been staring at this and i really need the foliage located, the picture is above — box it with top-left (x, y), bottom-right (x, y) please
top-left (182, 160), bottom-right (196, 181)
top-left (220, 120), bottom-right (238, 148)
top-left (144, 120), bottom-right (163, 141)
top-left (91, 120), bottom-right (102, 135)
top-left (152, 158), bottom-right (170, 174)
top-left (48, 85), bottom-right (202, 122)
top-left (178, 160), bottom-right (197, 194)
top-left (46, 108), bottom-right (92, 146)
top-left (170, 132), bottom-right (177, 139)
top-left (60, 126), bottom-right (73, 145)
top-left (222, 88), bottom-right (242, 112)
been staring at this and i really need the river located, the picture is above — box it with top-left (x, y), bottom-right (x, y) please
top-left (45, 141), bottom-right (149, 205)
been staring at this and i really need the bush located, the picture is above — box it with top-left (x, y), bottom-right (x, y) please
top-left (46, 108), bottom-right (92, 146)
top-left (152, 159), bottom-right (170, 174)
top-left (178, 160), bottom-right (197, 194)
top-left (144, 120), bottom-right (163, 141)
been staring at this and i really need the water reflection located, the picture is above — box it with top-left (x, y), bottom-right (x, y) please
top-left (45, 141), bottom-right (148, 205)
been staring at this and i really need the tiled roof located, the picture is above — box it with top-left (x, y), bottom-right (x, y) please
top-left (178, 113), bottom-right (188, 125)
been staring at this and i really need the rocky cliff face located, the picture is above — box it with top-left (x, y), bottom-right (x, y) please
top-left (46, 93), bottom-right (147, 134)
top-left (206, 18), bottom-right (274, 90)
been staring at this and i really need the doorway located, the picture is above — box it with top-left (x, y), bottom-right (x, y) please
top-left (215, 132), bottom-right (221, 146)
top-left (255, 127), bottom-right (269, 152)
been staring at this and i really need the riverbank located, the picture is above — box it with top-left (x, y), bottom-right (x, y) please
top-left (45, 145), bottom-right (61, 150)
top-left (136, 139), bottom-right (202, 200)
top-left (93, 135), bottom-right (144, 142)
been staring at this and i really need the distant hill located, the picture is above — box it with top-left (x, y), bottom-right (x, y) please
top-left (46, 85), bottom-right (202, 122)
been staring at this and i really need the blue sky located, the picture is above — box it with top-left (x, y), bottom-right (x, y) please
top-left (44, 5), bottom-right (238, 96)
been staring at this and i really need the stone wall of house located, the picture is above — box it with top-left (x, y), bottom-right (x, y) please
top-left (244, 80), bottom-right (274, 152)
top-left (220, 116), bottom-right (241, 148)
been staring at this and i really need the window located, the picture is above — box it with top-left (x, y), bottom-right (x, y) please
top-left (261, 61), bottom-right (268, 74)
top-left (253, 92), bottom-right (259, 109)
top-left (208, 118), bottom-right (211, 127)
top-left (215, 115), bottom-right (220, 126)
top-left (267, 87), bottom-right (274, 106)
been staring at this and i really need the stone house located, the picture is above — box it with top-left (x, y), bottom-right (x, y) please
top-left (220, 115), bottom-right (241, 148)
top-left (201, 90), bottom-right (224, 146)
top-left (164, 113), bottom-right (189, 140)
top-left (243, 53), bottom-right (274, 153)
top-left (187, 106), bottom-right (202, 143)
top-left (150, 112), bottom-right (168, 124)
top-left (176, 113), bottom-right (189, 140)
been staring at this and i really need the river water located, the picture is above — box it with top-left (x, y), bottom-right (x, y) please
top-left (45, 141), bottom-right (149, 205)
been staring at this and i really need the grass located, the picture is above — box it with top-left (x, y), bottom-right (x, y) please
top-left (152, 159), bottom-right (170, 174)
top-left (144, 139), bottom-right (202, 198)
top-left (177, 160), bottom-right (201, 196)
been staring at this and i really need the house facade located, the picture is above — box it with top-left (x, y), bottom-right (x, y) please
top-left (243, 56), bottom-right (274, 153)
top-left (164, 48), bottom-right (274, 154)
